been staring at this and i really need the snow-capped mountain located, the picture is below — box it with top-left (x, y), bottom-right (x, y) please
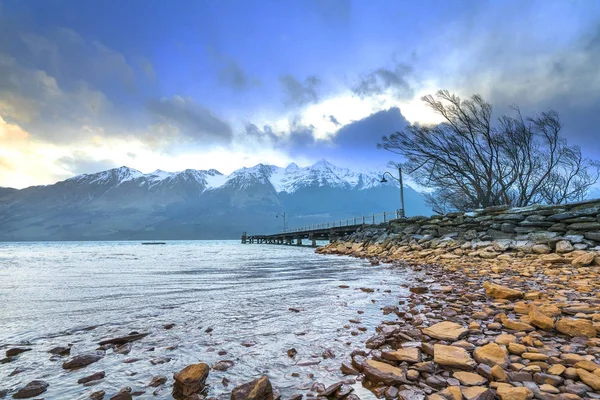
top-left (58, 159), bottom-right (397, 195)
top-left (0, 160), bottom-right (431, 241)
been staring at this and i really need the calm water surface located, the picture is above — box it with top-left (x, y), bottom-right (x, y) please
top-left (0, 241), bottom-right (414, 399)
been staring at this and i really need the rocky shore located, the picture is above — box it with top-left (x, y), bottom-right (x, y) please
top-left (313, 200), bottom-right (600, 400)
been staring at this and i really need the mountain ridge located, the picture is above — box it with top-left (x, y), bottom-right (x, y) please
top-left (0, 160), bottom-right (432, 241)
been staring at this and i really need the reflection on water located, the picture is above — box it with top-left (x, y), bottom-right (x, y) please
top-left (0, 241), bottom-right (413, 398)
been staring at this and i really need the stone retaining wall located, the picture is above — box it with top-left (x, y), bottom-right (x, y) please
top-left (341, 199), bottom-right (600, 253)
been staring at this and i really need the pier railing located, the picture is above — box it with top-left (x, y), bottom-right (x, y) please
top-left (282, 210), bottom-right (401, 233)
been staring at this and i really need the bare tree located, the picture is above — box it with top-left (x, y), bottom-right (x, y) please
top-left (379, 90), bottom-right (599, 212)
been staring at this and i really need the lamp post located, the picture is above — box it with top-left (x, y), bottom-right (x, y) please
top-left (276, 212), bottom-right (287, 232)
top-left (380, 166), bottom-right (405, 218)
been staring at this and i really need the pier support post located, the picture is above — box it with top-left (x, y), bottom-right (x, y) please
top-left (309, 235), bottom-right (316, 247)
top-left (296, 237), bottom-right (302, 246)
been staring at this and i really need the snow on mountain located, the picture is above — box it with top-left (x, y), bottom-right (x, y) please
top-left (60, 160), bottom-right (398, 194)
top-left (66, 166), bottom-right (145, 186)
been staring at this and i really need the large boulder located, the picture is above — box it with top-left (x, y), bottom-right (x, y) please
top-left (230, 375), bottom-right (274, 400)
top-left (528, 305), bottom-right (555, 330)
top-left (556, 318), bottom-right (596, 338)
top-left (382, 348), bottom-right (421, 363)
top-left (422, 321), bottom-right (467, 341)
top-left (555, 240), bottom-right (574, 253)
top-left (172, 363), bottom-right (210, 399)
top-left (473, 343), bottom-right (509, 368)
top-left (482, 282), bottom-right (523, 300)
top-left (433, 344), bottom-right (476, 370)
top-left (12, 381), bottom-right (49, 399)
top-left (362, 359), bottom-right (409, 385)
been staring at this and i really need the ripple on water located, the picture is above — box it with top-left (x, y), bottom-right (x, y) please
top-left (0, 240), bottom-right (414, 398)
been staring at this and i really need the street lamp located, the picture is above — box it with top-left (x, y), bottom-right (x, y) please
top-left (276, 212), bottom-right (287, 232)
top-left (380, 166), bottom-right (405, 218)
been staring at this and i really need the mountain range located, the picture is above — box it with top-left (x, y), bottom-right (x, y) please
top-left (0, 160), bottom-right (431, 241)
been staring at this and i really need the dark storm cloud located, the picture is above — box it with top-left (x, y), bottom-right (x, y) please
top-left (279, 75), bottom-right (321, 106)
top-left (352, 63), bottom-right (413, 100)
top-left (330, 107), bottom-right (409, 159)
top-left (462, 20), bottom-right (600, 161)
top-left (147, 96), bottom-right (233, 144)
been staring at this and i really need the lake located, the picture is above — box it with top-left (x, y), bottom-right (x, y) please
top-left (0, 241), bottom-right (413, 398)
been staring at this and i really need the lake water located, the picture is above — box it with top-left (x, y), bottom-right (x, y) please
top-left (0, 241), bottom-right (414, 399)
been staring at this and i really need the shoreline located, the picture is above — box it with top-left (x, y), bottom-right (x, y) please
top-left (314, 229), bottom-right (600, 400)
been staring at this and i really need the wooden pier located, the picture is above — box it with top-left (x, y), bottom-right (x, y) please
top-left (242, 210), bottom-right (400, 247)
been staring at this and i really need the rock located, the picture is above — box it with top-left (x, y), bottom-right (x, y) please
top-left (571, 253), bottom-right (595, 267)
top-left (529, 305), bottom-right (555, 330)
top-left (496, 386), bottom-right (533, 400)
top-left (508, 343), bottom-right (526, 355)
top-left (500, 314), bottom-right (535, 331)
top-left (78, 371), bottom-right (106, 384)
top-left (473, 343), bottom-right (509, 368)
top-left (410, 286), bottom-right (428, 294)
top-left (5, 348), bottom-right (31, 357)
top-left (461, 386), bottom-right (495, 400)
top-left (98, 332), bottom-right (148, 346)
top-left (287, 348), bottom-right (297, 358)
top-left (482, 282), bottom-right (523, 300)
top-left (90, 390), bottom-right (105, 400)
top-left (491, 365), bottom-right (508, 381)
top-left (433, 344), bottom-right (476, 370)
top-left (12, 380), bottom-right (49, 399)
top-left (438, 386), bottom-right (462, 400)
top-left (556, 318), bottom-right (597, 338)
top-left (540, 253), bottom-right (563, 263)
top-left (230, 375), bottom-right (274, 400)
top-left (576, 368), bottom-right (600, 390)
top-left (398, 388), bottom-right (425, 400)
top-left (362, 359), bottom-right (409, 385)
top-left (382, 348), bottom-right (421, 363)
top-left (172, 363), bottom-right (210, 399)
top-left (319, 382), bottom-right (343, 397)
top-left (365, 334), bottom-right (386, 349)
top-left (547, 365), bottom-right (566, 376)
top-left (62, 354), bottom-right (103, 369)
top-left (149, 376), bottom-right (167, 387)
top-left (49, 346), bottom-right (71, 356)
top-left (407, 369), bottom-right (420, 380)
top-left (532, 244), bottom-right (552, 254)
top-left (555, 240), bottom-right (574, 253)
top-left (454, 371), bottom-right (487, 385)
top-left (340, 361), bottom-right (359, 375)
top-left (422, 321), bottom-right (467, 341)
top-left (533, 373), bottom-right (563, 386)
top-left (574, 360), bottom-right (600, 371)
top-left (110, 387), bottom-right (132, 400)
top-left (213, 360), bottom-right (234, 371)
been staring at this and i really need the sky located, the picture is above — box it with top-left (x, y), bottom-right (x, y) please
top-left (0, 0), bottom-right (599, 189)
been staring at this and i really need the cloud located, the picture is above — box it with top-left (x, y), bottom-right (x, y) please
top-left (218, 59), bottom-right (259, 91)
top-left (55, 151), bottom-right (118, 176)
top-left (147, 95), bottom-right (233, 145)
top-left (244, 117), bottom-right (318, 151)
top-left (328, 115), bottom-right (341, 126)
top-left (328, 107), bottom-right (410, 162)
top-left (279, 74), bottom-right (321, 106)
top-left (352, 62), bottom-right (413, 100)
